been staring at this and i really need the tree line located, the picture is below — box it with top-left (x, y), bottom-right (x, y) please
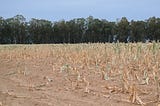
top-left (0, 15), bottom-right (160, 44)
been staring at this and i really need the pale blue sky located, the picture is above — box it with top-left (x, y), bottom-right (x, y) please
top-left (0, 0), bottom-right (160, 21)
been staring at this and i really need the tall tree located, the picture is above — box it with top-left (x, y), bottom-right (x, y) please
top-left (0, 17), bottom-right (5, 43)
top-left (117, 17), bottom-right (130, 42)
top-left (130, 20), bottom-right (146, 42)
top-left (29, 18), bottom-right (52, 43)
top-left (147, 17), bottom-right (160, 41)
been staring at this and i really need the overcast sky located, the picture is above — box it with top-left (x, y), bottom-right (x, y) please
top-left (0, 0), bottom-right (160, 21)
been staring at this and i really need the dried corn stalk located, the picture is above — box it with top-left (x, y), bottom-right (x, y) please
top-left (129, 84), bottom-right (145, 105)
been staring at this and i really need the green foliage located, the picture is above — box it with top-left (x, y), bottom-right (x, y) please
top-left (0, 15), bottom-right (160, 44)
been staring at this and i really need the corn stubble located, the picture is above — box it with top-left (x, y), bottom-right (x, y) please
top-left (0, 43), bottom-right (160, 105)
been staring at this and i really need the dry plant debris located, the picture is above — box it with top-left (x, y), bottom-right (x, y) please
top-left (0, 43), bottom-right (160, 106)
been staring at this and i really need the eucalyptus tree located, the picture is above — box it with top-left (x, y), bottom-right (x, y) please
top-left (52, 20), bottom-right (69, 43)
top-left (14, 15), bottom-right (27, 44)
top-left (0, 15), bottom-right (26, 43)
top-left (74, 18), bottom-right (87, 43)
top-left (146, 17), bottom-right (160, 41)
top-left (117, 17), bottom-right (130, 42)
top-left (130, 20), bottom-right (147, 42)
top-left (29, 18), bottom-right (52, 43)
top-left (155, 18), bottom-right (160, 41)
top-left (0, 17), bottom-right (5, 43)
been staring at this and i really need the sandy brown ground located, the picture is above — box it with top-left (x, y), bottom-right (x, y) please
top-left (0, 44), bottom-right (160, 106)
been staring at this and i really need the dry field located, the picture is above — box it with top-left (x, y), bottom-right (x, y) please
top-left (0, 43), bottom-right (160, 106)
